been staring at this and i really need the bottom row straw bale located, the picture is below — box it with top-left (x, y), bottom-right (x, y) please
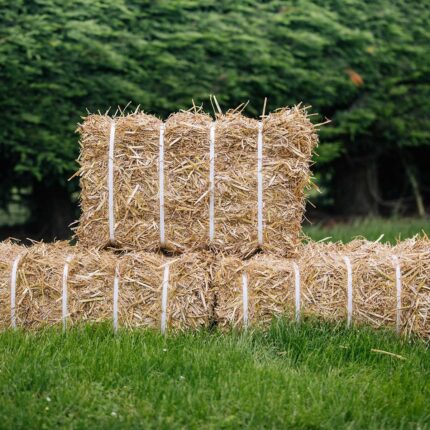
top-left (119, 251), bottom-right (212, 329)
top-left (0, 238), bottom-right (428, 338)
top-left (0, 241), bottom-right (212, 330)
top-left (214, 254), bottom-right (297, 327)
top-left (214, 238), bottom-right (430, 338)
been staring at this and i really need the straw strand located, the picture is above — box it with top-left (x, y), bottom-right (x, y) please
top-left (257, 122), bottom-right (264, 247)
top-left (107, 120), bottom-right (116, 243)
top-left (10, 254), bottom-right (22, 330)
top-left (159, 123), bottom-right (166, 247)
top-left (392, 255), bottom-right (402, 334)
top-left (343, 256), bottom-right (353, 328)
top-left (62, 255), bottom-right (74, 331)
top-left (209, 122), bottom-right (216, 242)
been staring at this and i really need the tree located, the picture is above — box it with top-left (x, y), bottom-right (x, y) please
top-left (315, 0), bottom-right (430, 215)
top-left (0, 0), bottom-right (429, 239)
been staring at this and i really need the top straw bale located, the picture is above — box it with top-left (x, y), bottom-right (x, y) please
top-left (76, 105), bottom-right (318, 256)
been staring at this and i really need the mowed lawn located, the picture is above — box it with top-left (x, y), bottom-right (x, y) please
top-left (0, 321), bottom-right (429, 429)
top-left (303, 217), bottom-right (430, 244)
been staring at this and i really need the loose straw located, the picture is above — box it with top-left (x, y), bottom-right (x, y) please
top-left (209, 122), bottom-right (216, 242)
top-left (159, 123), bottom-right (166, 247)
top-left (10, 254), bottom-right (22, 330)
top-left (392, 255), bottom-right (402, 334)
top-left (107, 120), bottom-right (116, 243)
top-left (257, 122), bottom-right (264, 246)
top-left (343, 256), bottom-right (353, 327)
top-left (161, 263), bottom-right (170, 335)
top-left (242, 272), bottom-right (249, 329)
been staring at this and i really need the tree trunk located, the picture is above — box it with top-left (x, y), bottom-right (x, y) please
top-left (404, 162), bottom-right (426, 218)
top-left (333, 156), bottom-right (379, 216)
top-left (31, 183), bottom-right (75, 241)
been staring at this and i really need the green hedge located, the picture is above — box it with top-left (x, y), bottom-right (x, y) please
top-left (0, 0), bottom-right (429, 224)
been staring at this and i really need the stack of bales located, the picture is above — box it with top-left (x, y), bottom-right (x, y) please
top-left (215, 238), bottom-right (430, 338)
top-left (76, 105), bottom-right (316, 256)
top-left (0, 241), bottom-right (212, 331)
top-left (1, 103), bottom-right (428, 338)
top-left (1, 238), bottom-right (429, 337)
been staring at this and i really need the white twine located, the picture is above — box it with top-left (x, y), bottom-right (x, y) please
top-left (392, 255), bottom-right (402, 334)
top-left (62, 255), bottom-right (74, 331)
top-left (113, 263), bottom-right (120, 333)
top-left (159, 123), bottom-right (166, 246)
top-left (161, 263), bottom-right (170, 335)
top-left (293, 262), bottom-right (301, 323)
top-left (257, 122), bottom-right (264, 246)
top-left (343, 256), bottom-right (353, 327)
top-left (242, 272), bottom-right (249, 329)
top-left (209, 122), bottom-right (216, 242)
top-left (10, 254), bottom-right (22, 330)
top-left (108, 120), bottom-right (116, 243)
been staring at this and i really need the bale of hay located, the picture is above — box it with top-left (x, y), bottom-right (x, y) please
top-left (299, 240), bottom-right (394, 327)
top-left (300, 239), bottom-right (429, 337)
top-left (375, 238), bottom-right (430, 337)
top-left (215, 238), bottom-right (430, 338)
top-left (0, 241), bottom-right (116, 329)
top-left (0, 240), bottom-right (25, 329)
top-left (76, 105), bottom-right (318, 257)
top-left (0, 242), bottom-right (212, 331)
top-left (118, 251), bottom-right (213, 329)
top-left (214, 254), bottom-right (296, 328)
top-left (76, 112), bottom-right (163, 252)
top-left (163, 111), bottom-right (213, 253)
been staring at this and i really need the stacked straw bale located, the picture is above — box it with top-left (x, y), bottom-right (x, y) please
top-left (0, 238), bottom-right (428, 337)
top-left (0, 240), bottom-right (23, 329)
top-left (0, 242), bottom-right (212, 331)
top-left (119, 251), bottom-right (213, 329)
top-left (76, 105), bottom-right (318, 257)
top-left (214, 254), bottom-right (296, 327)
top-left (76, 113), bottom-right (162, 252)
top-left (215, 238), bottom-right (430, 338)
top-left (0, 241), bottom-right (117, 329)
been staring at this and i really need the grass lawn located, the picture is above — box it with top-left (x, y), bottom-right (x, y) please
top-left (0, 320), bottom-right (429, 429)
top-left (303, 217), bottom-right (430, 244)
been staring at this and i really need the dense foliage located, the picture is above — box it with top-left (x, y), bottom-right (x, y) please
top-left (0, 0), bottom-right (429, 237)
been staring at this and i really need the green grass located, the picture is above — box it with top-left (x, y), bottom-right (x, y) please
top-left (303, 217), bottom-right (430, 244)
top-left (0, 320), bottom-right (429, 429)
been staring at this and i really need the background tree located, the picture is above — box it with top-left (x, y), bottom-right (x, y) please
top-left (0, 0), bottom-right (428, 239)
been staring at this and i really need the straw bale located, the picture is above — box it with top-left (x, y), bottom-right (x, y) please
top-left (76, 105), bottom-right (317, 256)
top-left (65, 245), bottom-right (117, 325)
top-left (215, 238), bottom-right (430, 338)
top-left (118, 251), bottom-right (213, 329)
top-left (76, 112), bottom-right (162, 252)
top-left (1, 239), bottom-right (427, 337)
top-left (300, 238), bottom-right (429, 336)
top-left (299, 240), bottom-right (393, 326)
top-left (214, 254), bottom-right (296, 328)
top-left (0, 241), bottom-right (116, 329)
top-left (0, 240), bottom-right (25, 329)
top-left (385, 238), bottom-right (430, 337)
top-left (0, 242), bottom-right (212, 331)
